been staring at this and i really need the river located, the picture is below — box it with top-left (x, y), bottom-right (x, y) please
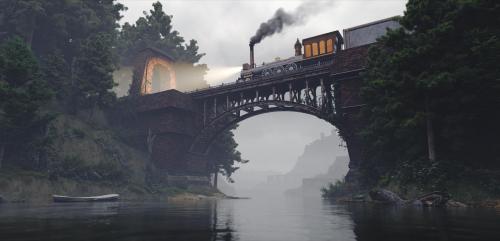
top-left (0, 195), bottom-right (499, 241)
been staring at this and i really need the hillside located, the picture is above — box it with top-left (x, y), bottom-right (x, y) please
top-left (247, 130), bottom-right (348, 195)
top-left (0, 112), bottom-right (212, 203)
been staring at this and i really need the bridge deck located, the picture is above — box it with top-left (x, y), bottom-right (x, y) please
top-left (187, 44), bottom-right (370, 99)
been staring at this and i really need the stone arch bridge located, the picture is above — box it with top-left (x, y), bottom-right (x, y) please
top-left (115, 45), bottom-right (370, 180)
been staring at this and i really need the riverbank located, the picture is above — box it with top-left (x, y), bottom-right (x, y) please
top-left (334, 194), bottom-right (500, 209)
top-left (0, 112), bottom-right (227, 203)
top-left (0, 168), bottom-right (222, 203)
top-left (384, 181), bottom-right (500, 208)
top-left (323, 182), bottom-right (500, 209)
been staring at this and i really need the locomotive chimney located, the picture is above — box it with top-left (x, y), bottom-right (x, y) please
top-left (249, 43), bottom-right (255, 68)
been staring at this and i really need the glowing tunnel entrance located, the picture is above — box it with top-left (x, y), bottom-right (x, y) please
top-left (142, 57), bottom-right (177, 94)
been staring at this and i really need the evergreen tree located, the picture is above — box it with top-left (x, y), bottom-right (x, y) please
top-left (360, 0), bottom-right (500, 184)
top-left (117, 2), bottom-right (204, 64)
top-left (209, 125), bottom-right (248, 182)
top-left (0, 0), bottom-right (45, 47)
top-left (117, 1), bottom-right (208, 88)
top-left (0, 37), bottom-right (52, 168)
top-left (0, 0), bottom-right (125, 111)
top-left (73, 33), bottom-right (117, 110)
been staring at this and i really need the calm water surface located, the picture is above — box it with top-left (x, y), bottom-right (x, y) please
top-left (0, 195), bottom-right (499, 241)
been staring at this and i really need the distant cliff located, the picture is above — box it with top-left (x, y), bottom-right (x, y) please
top-left (282, 131), bottom-right (346, 188)
top-left (250, 130), bottom-right (348, 195)
top-left (285, 156), bottom-right (349, 197)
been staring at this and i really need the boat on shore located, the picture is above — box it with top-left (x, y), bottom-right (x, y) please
top-left (52, 194), bottom-right (119, 203)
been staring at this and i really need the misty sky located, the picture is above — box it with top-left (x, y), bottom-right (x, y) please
top-left (118, 0), bottom-right (407, 174)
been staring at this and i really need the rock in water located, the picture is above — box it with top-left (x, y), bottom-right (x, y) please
top-left (0, 195), bottom-right (5, 203)
top-left (411, 199), bottom-right (423, 206)
top-left (417, 191), bottom-right (451, 207)
top-left (369, 189), bottom-right (453, 207)
top-left (369, 189), bottom-right (405, 204)
top-left (446, 199), bottom-right (467, 208)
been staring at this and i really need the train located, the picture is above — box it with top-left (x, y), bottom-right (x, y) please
top-left (237, 31), bottom-right (344, 82)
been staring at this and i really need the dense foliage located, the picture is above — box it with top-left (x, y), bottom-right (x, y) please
top-left (117, 2), bottom-right (204, 64)
top-left (0, 0), bottom-right (124, 169)
top-left (0, 37), bottom-right (52, 168)
top-left (360, 0), bottom-right (500, 188)
top-left (209, 125), bottom-right (248, 182)
top-left (116, 2), bottom-right (208, 89)
top-left (0, 1), bottom-right (246, 180)
top-left (0, 0), bottom-right (124, 111)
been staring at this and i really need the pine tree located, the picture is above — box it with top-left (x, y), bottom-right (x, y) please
top-left (0, 0), bottom-right (125, 112)
top-left (208, 125), bottom-right (248, 182)
top-left (116, 1), bottom-right (207, 88)
top-left (73, 33), bottom-right (117, 111)
top-left (0, 37), bottom-right (52, 168)
top-left (360, 0), bottom-right (500, 184)
top-left (117, 2), bottom-right (204, 63)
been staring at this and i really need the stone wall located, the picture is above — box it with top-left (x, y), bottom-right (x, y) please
top-left (113, 89), bottom-right (205, 175)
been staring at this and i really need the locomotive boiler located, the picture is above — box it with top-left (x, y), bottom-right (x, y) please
top-left (238, 31), bottom-right (344, 82)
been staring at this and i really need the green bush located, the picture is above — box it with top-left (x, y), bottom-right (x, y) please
top-left (321, 180), bottom-right (348, 198)
top-left (49, 155), bottom-right (129, 182)
top-left (71, 128), bottom-right (86, 139)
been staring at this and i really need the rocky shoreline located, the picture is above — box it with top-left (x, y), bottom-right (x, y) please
top-left (332, 188), bottom-right (500, 209)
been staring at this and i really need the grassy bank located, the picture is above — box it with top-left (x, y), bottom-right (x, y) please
top-left (0, 168), bottom-right (222, 203)
top-left (0, 113), bottom-right (219, 203)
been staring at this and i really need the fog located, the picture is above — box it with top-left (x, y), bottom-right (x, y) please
top-left (217, 112), bottom-right (349, 197)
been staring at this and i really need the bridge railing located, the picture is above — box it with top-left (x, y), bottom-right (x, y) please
top-left (184, 59), bottom-right (334, 94)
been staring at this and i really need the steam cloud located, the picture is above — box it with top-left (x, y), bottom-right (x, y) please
top-left (249, 1), bottom-right (334, 46)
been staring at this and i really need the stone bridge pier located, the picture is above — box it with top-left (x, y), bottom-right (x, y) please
top-left (114, 90), bottom-right (203, 174)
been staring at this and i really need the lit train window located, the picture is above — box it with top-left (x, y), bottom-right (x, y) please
top-left (305, 44), bottom-right (311, 57)
top-left (312, 42), bottom-right (318, 56)
top-left (327, 39), bottom-right (333, 53)
top-left (319, 40), bottom-right (326, 54)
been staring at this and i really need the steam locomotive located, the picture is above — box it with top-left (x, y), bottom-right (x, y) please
top-left (237, 31), bottom-right (344, 82)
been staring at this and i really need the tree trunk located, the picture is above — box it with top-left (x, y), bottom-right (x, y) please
top-left (146, 128), bottom-right (156, 158)
top-left (426, 97), bottom-right (436, 162)
top-left (69, 57), bottom-right (78, 114)
top-left (0, 144), bottom-right (5, 169)
top-left (213, 172), bottom-right (218, 189)
top-left (88, 101), bottom-right (97, 121)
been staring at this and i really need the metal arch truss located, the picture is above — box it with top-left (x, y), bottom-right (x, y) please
top-left (190, 77), bottom-right (338, 154)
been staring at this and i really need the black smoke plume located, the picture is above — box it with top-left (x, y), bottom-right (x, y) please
top-left (250, 8), bottom-right (294, 46)
top-left (249, 1), bottom-right (333, 46)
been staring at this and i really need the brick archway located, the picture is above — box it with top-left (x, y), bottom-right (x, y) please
top-left (141, 57), bottom-right (176, 94)
top-left (129, 47), bottom-right (176, 96)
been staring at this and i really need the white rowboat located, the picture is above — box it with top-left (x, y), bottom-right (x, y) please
top-left (52, 194), bottom-right (119, 202)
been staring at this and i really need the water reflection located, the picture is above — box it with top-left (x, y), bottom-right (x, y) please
top-left (209, 196), bottom-right (355, 241)
top-left (342, 203), bottom-right (500, 241)
top-left (0, 198), bottom-right (499, 241)
top-left (0, 201), bottom-right (233, 241)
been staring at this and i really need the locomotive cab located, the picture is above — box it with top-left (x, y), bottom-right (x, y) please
top-left (302, 31), bottom-right (343, 59)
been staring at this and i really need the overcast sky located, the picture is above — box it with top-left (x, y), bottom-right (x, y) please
top-left (118, 0), bottom-right (407, 175)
